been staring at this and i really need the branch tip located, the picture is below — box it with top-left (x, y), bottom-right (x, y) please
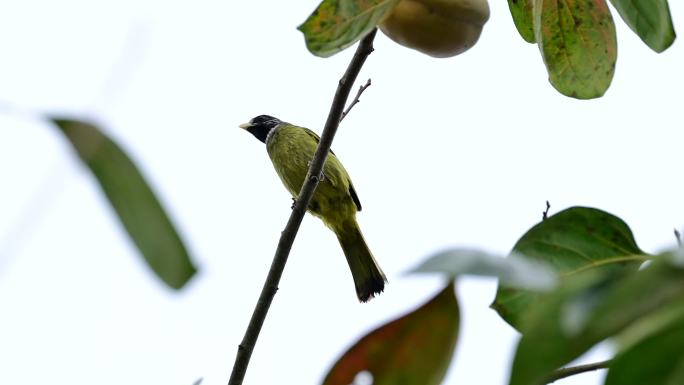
top-left (546, 359), bottom-right (612, 383)
top-left (542, 200), bottom-right (551, 220)
top-left (340, 78), bottom-right (373, 122)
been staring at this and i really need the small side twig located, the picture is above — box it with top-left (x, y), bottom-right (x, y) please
top-left (542, 200), bottom-right (551, 220)
top-left (545, 359), bottom-right (612, 383)
top-left (227, 29), bottom-right (378, 385)
top-left (340, 78), bottom-right (372, 122)
top-left (675, 229), bottom-right (682, 248)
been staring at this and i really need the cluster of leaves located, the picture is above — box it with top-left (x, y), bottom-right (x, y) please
top-left (298, 0), bottom-right (676, 99)
top-left (323, 207), bottom-right (684, 385)
top-left (295, 2), bottom-right (679, 384)
top-left (52, 118), bottom-right (197, 289)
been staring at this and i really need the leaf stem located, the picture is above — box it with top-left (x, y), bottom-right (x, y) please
top-left (227, 29), bottom-right (378, 385)
top-left (546, 359), bottom-right (612, 383)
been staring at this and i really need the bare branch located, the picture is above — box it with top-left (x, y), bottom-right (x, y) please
top-left (546, 359), bottom-right (612, 383)
top-left (543, 200), bottom-right (551, 220)
top-left (227, 29), bottom-right (378, 385)
top-left (675, 228), bottom-right (682, 248)
top-left (340, 78), bottom-right (372, 122)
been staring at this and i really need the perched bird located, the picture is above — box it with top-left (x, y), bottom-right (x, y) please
top-left (240, 115), bottom-right (386, 302)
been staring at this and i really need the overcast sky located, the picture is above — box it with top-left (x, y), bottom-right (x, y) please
top-left (1, 1), bottom-right (682, 385)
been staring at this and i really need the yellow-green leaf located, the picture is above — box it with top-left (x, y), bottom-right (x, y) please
top-left (509, 0), bottom-right (536, 43)
top-left (53, 118), bottom-right (197, 289)
top-left (322, 283), bottom-right (459, 385)
top-left (609, 0), bottom-right (676, 52)
top-left (298, 0), bottom-right (399, 57)
top-left (534, 0), bottom-right (617, 99)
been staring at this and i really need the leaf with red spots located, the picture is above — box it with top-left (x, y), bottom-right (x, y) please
top-left (298, 0), bottom-right (399, 57)
top-left (322, 283), bottom-right (459, 385)
top-left (492, 206), bottom-right (647, 331)
top-left (534, 0), bottom-right (617, 99)
top-left (509, 0), bottom-right (536, 43)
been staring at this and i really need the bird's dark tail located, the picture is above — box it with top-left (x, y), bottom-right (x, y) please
top-left (336, 219), bottom-right (386, 302)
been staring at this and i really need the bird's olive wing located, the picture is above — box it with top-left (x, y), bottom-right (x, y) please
top-left (301, 127), bottom-right (338, 156)
top-left (300, 127), bottom-right (362, 212)
top-left (349, 183), bottom-right (362, 212)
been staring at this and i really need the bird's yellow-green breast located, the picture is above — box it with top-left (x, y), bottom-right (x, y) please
top-left (266, 122), bottom-right (361, 229)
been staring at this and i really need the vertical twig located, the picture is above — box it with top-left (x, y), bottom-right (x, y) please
top-left (542, 200), bottom-right (551, 220)
top-left (227, 29), bottom-right (378, 385)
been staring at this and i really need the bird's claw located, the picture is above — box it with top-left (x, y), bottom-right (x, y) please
top-left (306, 161), bottom-right (326, 182)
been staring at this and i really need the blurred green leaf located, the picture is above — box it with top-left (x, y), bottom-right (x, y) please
top-left (534, 0), bottom-right (617, 99)
top-left (52, 118), bottom-right (197, 289)
top-left (322, 283), bottom-right (459, 385)
top-left (298, 0), bottom-right (399, 57)
top-left (509, 255), bottom-right (684, 385)
top-left (609, 0), bottom-right (676, 52)
top-left (606, 306), bottom-right (684, 385)
top-left (509, 0), bottom-right (536, 43)
top-left (492, 206), bottom-right (646, 330)
top-left (411, 248), bottom-right (557, 290)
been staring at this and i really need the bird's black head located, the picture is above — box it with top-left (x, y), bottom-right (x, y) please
top-left (239, 115), bottom-right (282, 143)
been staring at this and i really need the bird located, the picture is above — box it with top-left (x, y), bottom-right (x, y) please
top-left (240, 115), bottom-right (386, 302)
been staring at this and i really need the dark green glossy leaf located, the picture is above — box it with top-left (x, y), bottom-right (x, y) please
top-left (509, 255), bottom-right (684, 385)
top-left (298, 0), bottom-right (399, 57)
top-left (322, 283), bottom-right (459, 385)
top-left (609, 0), bottom-right (676, 52)
top-left (509, 0), bottom-right (536, 43)
top-left (411, 248), bottom-right (557, 290)
top-left (606, 306), bottom-right (684, 385)
top-left (492, 206), bottom-right (646, 331)
top-left (52, 118), bottom-right (197, 289)
top-left (534, 0), bottom-right (617, 99)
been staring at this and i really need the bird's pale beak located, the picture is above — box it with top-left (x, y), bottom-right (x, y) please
top-left (239, 122), bottom-right (252, 129)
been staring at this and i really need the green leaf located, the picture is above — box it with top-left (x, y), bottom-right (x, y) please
top-left (411, 248), bottom-right (557, 290)
top-left (509, 0), bottom-right (537, 43)
top-left (609, 0), bottom-right (676, 52)
top-left (606, 307), bottom-right (684, 385)
top-left (534, 0), bottom-right (617, 99)
top-left (509, 255), bottom-right (684, 385)
top-left (298, 0), bottom-right (399, 57)
top-left (322, 283), bottom-right (459, 385)
top-left (492, 206), bottom-right (646, 331)
top-left (52, 118), bottom-right (197, 289)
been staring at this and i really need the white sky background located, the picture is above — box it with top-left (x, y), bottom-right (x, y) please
top-left (0, 1), bottom-right (682, 384)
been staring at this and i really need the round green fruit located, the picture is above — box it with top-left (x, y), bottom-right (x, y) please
top-left (379, 0), bottom-right (490, 58)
